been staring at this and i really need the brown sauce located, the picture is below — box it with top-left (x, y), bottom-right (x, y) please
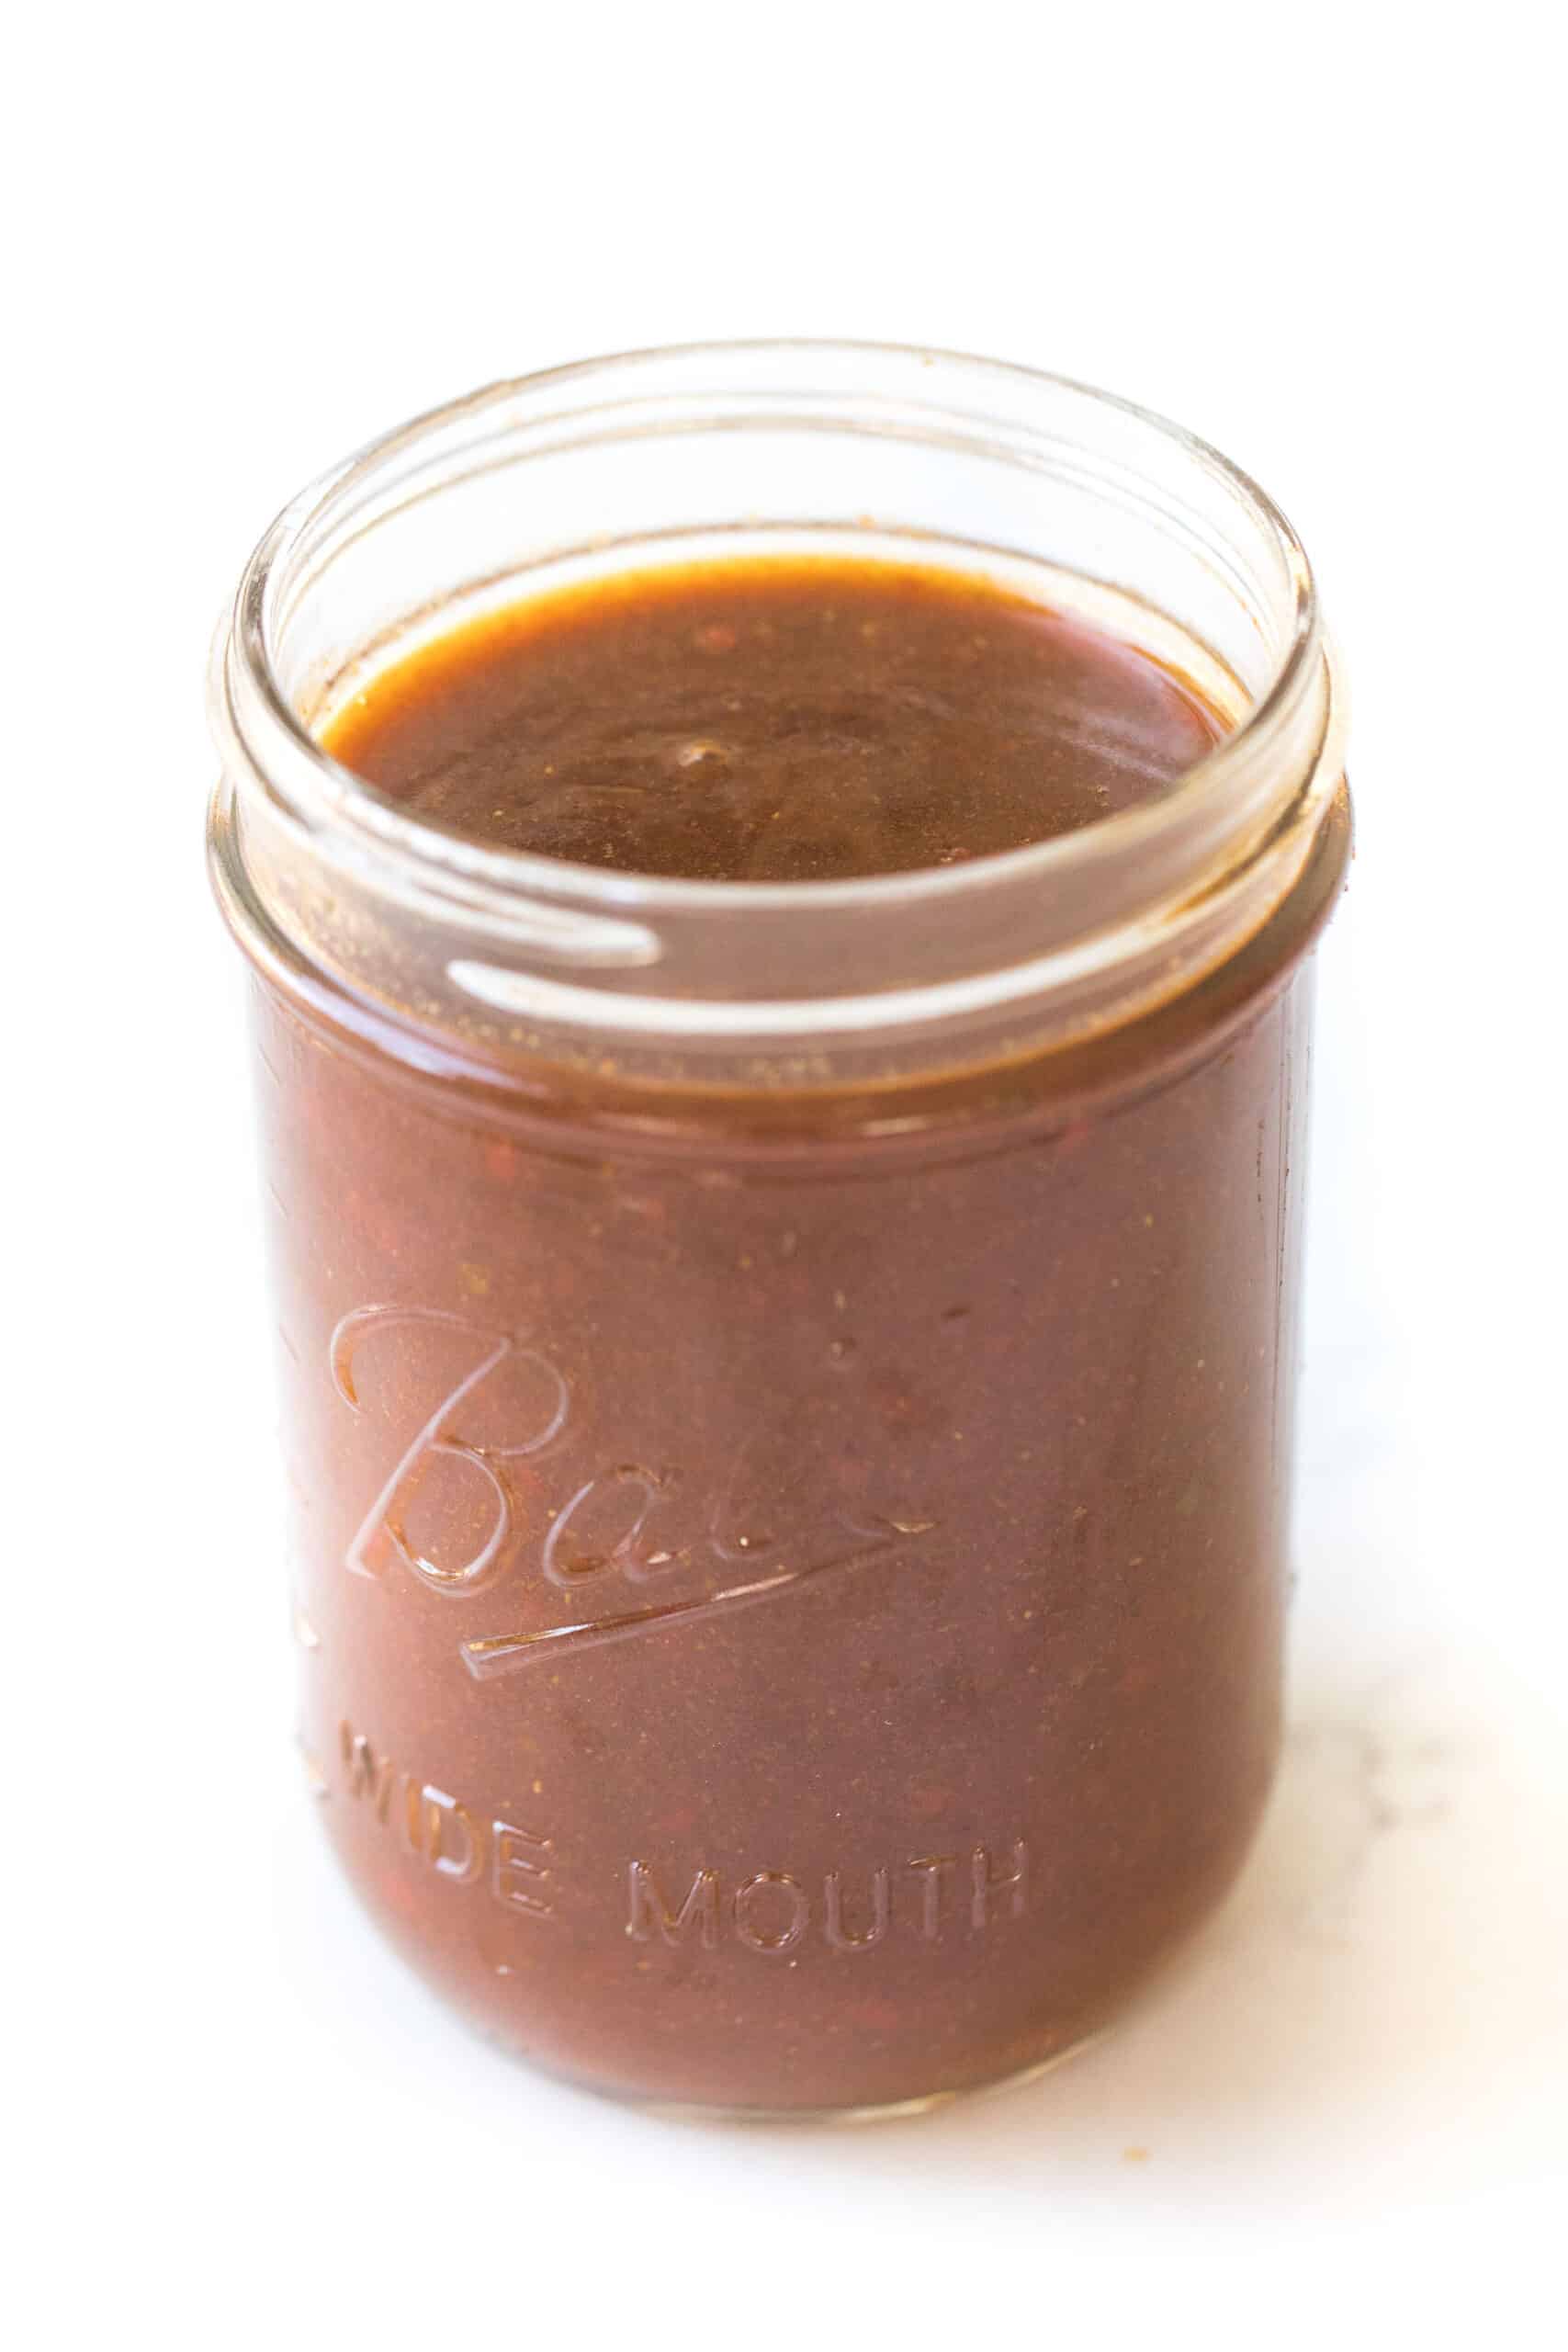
top-left (324, 557), bottom-right (1225, 880)
top-left (248, 555), bottom-right (1345, 2111)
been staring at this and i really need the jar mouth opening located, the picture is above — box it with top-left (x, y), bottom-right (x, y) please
top-left (223, 338), bottom-right (1325, 922)
top-left (211, 340), bottom-right (1344, 1067)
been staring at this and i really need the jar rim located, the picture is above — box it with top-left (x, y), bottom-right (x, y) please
top-left (223, 337), bottom-right (1321, 914)
top-left (209, 340), bottom-right (1345, 1068)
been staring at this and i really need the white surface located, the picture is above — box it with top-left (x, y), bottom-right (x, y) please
top-left (7, 5), bottom-right (1565, 2344)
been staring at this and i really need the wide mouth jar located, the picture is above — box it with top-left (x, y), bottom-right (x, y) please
top-left (209, 339), bottom-right (1345, 1095)
top-left (207, 345), bottom-right (1352, 2117)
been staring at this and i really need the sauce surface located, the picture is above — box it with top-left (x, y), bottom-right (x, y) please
top-left (323, 558), bottom-right (1225, 880)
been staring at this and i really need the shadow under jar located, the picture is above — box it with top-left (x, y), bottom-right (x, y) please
top-left (209, 342), bottom-right (1349, 2118)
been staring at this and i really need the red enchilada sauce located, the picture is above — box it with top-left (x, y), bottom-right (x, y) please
top-left (252, 556), bottom-right (1346, 2110)
top-left (325, 559), bottom-right (1224, 877)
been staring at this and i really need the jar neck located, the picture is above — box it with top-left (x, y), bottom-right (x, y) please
top-left (209, 342), bottom-right (1346, 1089)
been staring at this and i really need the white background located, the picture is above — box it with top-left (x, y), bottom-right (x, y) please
top-left (7, 5), bottom-right (1564, 2345)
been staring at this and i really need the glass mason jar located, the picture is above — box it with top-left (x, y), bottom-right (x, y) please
top-left (209, 341), bottom-right (1348, 2118)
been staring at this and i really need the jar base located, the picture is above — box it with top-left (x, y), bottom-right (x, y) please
top-left (581, 2030), bottom-right (1108, 2127)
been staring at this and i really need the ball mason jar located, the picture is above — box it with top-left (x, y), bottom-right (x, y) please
top-left (209, 342), bottom-right (1349, 2117)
